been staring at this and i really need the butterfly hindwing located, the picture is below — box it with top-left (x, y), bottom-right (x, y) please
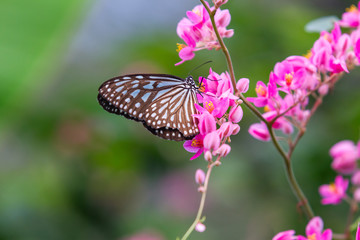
top-left (98, 74), bottom-right (199, 141)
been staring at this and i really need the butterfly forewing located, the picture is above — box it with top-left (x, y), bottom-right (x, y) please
top-left (98, 74), bottom-right (199, 141)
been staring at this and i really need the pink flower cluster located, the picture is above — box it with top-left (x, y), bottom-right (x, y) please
top-left (273, 217), bottom-right (332, 240)
top-left (183, 69), bottom-right (247, 160)
top-left (319, 175), bottom-right (348, 205)
top-left (175, 3), bottom-right (233, 65)
top-left (248, 4), bottom-right (360, 141)
top-left (318, 139), bottom-right (360, 204)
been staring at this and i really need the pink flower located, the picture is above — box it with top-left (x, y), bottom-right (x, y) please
top-left (272, 60), bottom-right (305, 91)
top-left (339, 3), bottom-right (360, 28)
top-left (329, 56), bottom-right (349, 73)
top-left (319, 175), bottom-right (349, 205)
top-left (175, 32), bottom-right (197, 65)
top-left (297, 217), bottom-right (332, 240)
top-left (197, 94), bottom-right (232, 118)
top-left (272, 230), bottom-right (296, 240)
top-left (273, 217), bottom-right (332, 240)
top-left (248, 122), bottom-right (270, 141)
top-left (183, 134), bottom-right (205, 160)
top-left (355, 39), bottom-right (360, 63)
top-left (311, 37), bottom-right (332, 72)
top-left (176, 4), bottom-right (233, 65)
top-left (185, 70), bottom-right (242, 161)
top-left (330, 140), bottom-right (359, 174)
top-left (206, 68), bottom-right (234, 96)
top-left (356, 223), bottom-right (360, 240)
top-left (247, 79), bottom-right (278, 108)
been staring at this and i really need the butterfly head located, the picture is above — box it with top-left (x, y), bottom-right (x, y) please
top-left (185, 75), bottom-right (197, 88)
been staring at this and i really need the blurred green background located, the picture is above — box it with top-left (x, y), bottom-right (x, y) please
top-left (1, 0), bottom-right (359, 239)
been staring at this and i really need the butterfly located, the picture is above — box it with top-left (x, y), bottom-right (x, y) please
top-left (97, 74), bottom-right (200, 141)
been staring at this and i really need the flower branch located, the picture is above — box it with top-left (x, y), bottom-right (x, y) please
top-left (180, 160), bottom-right (219, 240)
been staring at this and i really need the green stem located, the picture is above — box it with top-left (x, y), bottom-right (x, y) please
top-left (267, 126), bottom-right (314, 219)
top-left (199, 0), bottom-right (266, 122)
top-left (180, 161), bottom-right (217, 240)
top-left (200, 0), bottom-right (314, 219)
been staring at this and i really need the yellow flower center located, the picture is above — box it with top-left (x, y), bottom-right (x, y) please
top-left (329, 183), bottom-right (338, 194)
top-left (304, 50), bottom-right (312, 59)
top-left (255, 85), bottom-right (267, 97)
top-left (307, 233), bottom-right (317, 240)
top-left (176, 43), bottom-right (186, 52)
top-left (191, 139), bottom-right (203, 147)
top-left (346, 5), bottom-right (358, 13)
top-left (285, 72), bottom-right (294, 86)
top-left (193, 7), bottom-right (201, 16)
top-left (199, 82), bottom-right (205, 92)
top-left (264, 105), bottom-right (271, 112)
top-left (205, 101), bottom-right (214, 113)
top-left (323, 33), bottom-right (332, 43)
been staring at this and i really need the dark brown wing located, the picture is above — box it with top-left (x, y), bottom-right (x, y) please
top-left (98, 74), bottom-right (199, 141)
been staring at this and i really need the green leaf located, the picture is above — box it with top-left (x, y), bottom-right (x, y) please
top-left (304, 15), bottom-right (340, 33)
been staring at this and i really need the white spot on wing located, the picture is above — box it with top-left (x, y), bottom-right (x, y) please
top-left (131, 89), bottom-right (140, 98)
top-left (142, 92), bottom-right (151, 102)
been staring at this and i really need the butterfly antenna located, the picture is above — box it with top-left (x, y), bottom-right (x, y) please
top-left (188, 60), bottom-right (213, 76)
top-left (204, 76), bottom-right (221, 81)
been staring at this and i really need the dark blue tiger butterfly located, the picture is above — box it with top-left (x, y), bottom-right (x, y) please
top-left (97, 74), bottom-right (200, 141)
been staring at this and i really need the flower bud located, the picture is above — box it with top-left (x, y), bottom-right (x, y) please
top-left (195, 222), bottom-right (206, 232)
top-left (204, 150), bottom-right (213, 162)
top-left (354, 188), bottom-right (360, 202)
top-left (248, 123), bottom-right (270, 141)
top-left (352, 171), bottom-right (360, 185)
top-left (198, 111), bottom-right (217, 135)
top-left (236, 78), bottom-right (250, 93)
top-left (318, 84), bottom-right (329, 96)
top-left (213, 144), bottom-right (231, 157)
top-left (229, 105), bottom-right (243, 123)
top-left (218, 122), bottom-right (240, 139)
top-left (195, 169), bottom-right (206, 185)
top-left (213, 0), bottom-right (228, 8)
top-left (204, 132), bottom-right (220, 151)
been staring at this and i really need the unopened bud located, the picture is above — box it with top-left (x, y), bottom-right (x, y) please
top-left (352, 171), bottom-right (360, 185)
top-left (195, 169), bottom-right (206, 185)
top-left (204, 150), bottom-right (213, 162)
top-left (198, 186), bottom-right (205, 193)
top-left (213, 0), bottom-right (228, 8)
top-left (214, 144), bottom-right (231, 157)
top-left (355, 188), bottom-right (360, 202)
top-left (318, 84), bottom-right (329, 96)
top-left (204, 132), bottom-right (220, 151)
top-left (229, 105), bottom-right (243, 123)
top-left (195, 222), bottom-right (206, 232)
top-left (236, 78), bottom-right (250, 93)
